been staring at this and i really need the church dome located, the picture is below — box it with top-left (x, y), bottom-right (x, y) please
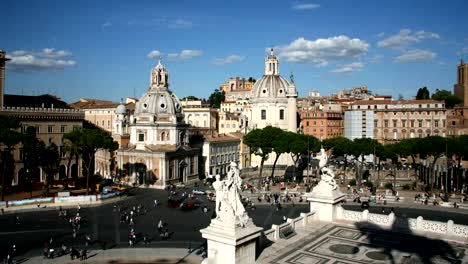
top-left (250, 48), bottom-right (294, 99)
top-left (134, 58), bottom-right (183, 116)
top-left (251, 75), bottom-right (290, 98)
top-left (116, 102), bottom-right (126, 114)
top-left (135, 90), bottom-right (183, 115)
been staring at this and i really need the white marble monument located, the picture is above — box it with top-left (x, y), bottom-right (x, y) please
top-left (200, 161), bottom-right (263, 264)
top-left (307, 147), bottom-right (345, 222)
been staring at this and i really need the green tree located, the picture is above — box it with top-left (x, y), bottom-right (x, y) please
top-left (247, 77), bottom-right (257, 83)
top-left (64, 128), bottom-right (116, 195)
top-left (103, 136), bottom-right (119, 179)
top-left (287, 133), bottom-right (308, 170)
top-left (208, 89), bottom-right (225, 108)
top-left (447, 135), bottom-right (468, 190)
top-left (244, 128), bottom-right (273, 177)
top-left (21, 126), bottom-right (42, 195)
top-left (350, 138), bottom-right (376, 185)
top-left (0, 116), bottom-right (22, 201)
top-left (322, 137), bottom-right (352, 170)
top-left (416, 87), bottom-right (430, 100)
top-left (431, 89), bottom-right (463, 108)
top-left (39, 142), bottom-right (61, 196)
top-left (267, 127), bottom-right (288, 178)
top-left (63, 129), bottom-right (82, 178)
top-left (415, 136), bottom-right (446, 191)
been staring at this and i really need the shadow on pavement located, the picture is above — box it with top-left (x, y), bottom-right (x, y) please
top-left (355, 215), bottom-right (464, 263)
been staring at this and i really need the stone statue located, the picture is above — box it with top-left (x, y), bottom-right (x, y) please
top-left (318, 147), bottom-right (338, 191)
top-left (213, 161), bottom-right (248, 227)
top-left (212, 174), bottom-right (223, 217)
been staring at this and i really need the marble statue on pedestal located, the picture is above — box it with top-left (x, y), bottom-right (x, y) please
top-left (318, 147), bottom-right (338, 190)
top-left (200, 161), bottom-right (263, 264)
top-left (213, 162), bottom-right (249, 227)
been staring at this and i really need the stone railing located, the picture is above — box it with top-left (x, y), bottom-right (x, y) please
top-left (338, 208), bottom-right (468, 242)
top-left (2, 106), bottom-right (83, 113)
top-left (263, 211), bottom-right (315, 242)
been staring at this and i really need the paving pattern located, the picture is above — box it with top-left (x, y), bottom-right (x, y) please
top-left (261, 224), bottom-right (468, 264)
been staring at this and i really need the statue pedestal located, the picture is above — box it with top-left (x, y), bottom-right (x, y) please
top-left (307, 182), bottom-right (345, 222)
top-left (200, 219), bottom-right (263, 264)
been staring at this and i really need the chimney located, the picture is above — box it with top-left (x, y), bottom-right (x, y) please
top-left (0, 50), bottom-right (11, 111)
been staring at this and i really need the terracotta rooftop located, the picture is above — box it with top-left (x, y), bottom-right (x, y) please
top-left (350, 99), bottom-right (444, 105)
top-left (69, 98), bottom-right (119, 109)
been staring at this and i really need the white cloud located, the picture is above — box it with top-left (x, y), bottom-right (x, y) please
top-left (394, 49), bottom-right (436, 63)
top-left (275, 36), bottom-right (369, 65)
top-left (331, 62), bottom-right (364, 73)
top-left (167, 50), bottom-right (202, 60)
top-left (7, 48), bottom-right (76, 71)
top-left (147, 50), bottom-right (163, 59)
top-left (41, 48), bottom-right (70, 58)
top-left (212, 55), bottom-right (245, 65)
top-left (101, 21), bottom-right (112, 28)
top-left (376, 32), bottom-right (385, 37)
top-left (168, 18), bottom-right (192, 29)
top-left (378, 29), bottom-right (440, 49)
top-left (291, 2), bottom-right (320, 10)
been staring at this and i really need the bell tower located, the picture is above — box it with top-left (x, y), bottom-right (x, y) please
top-left (150, 57), bottom-right (169, 91)
top-left (454, 59), bottom-right (468, 107)
top-left (0, 50), bottom-right (10, 110)
top-left (264, 48), bottom-right (279, 76)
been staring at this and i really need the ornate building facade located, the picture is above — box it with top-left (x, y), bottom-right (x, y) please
top-left (344, 99), bottom-right (446, 144)
top-left (245, 49), bottom-right (298, 167)
top-left (108, 59), bottom-right (200, 187)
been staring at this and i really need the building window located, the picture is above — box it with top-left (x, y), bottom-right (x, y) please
top-left (393, 120), bottom-right (397, 127)
top-left (279, 109), bottom-right (284, 120)
top-left (402, 120), bottom-right (406, 127)
top-left (101, 120), bottom-right (104, 126)
top-left (384, 120), bottom-right (389, 127)
top-left (138, 133), bottom-right (144, 142)
top-left (169, 160), bottom-right (175, 179)
top-left (108, 120), bottom-right (111, 128)
top-left (410, 120), bottom-right (415, 127)
top-left (35, 126), bottom-right (40, 133)
top-left (190, 156), bottom-right (195, 175)
top-left (61, 125), bottom-right (66, 133)
top-left (261, 110), bottom-right (266, 120)
top-left (418, 120), bottom-right (423, 127)
top-left (374, 120), bottom-right (378, 127)
top-left (306, 121), bottom-right (309, 126)
top-left (48, 125), bottom-right (53, 133)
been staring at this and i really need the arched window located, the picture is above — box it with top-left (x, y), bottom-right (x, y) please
top-left (261, 110), bottom-right (266, 120)
top-left (279, 109), bottom-right (284, 120)
top-left (161, 131), bottom-right (166, 141)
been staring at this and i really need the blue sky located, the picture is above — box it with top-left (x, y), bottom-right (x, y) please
top-left (3, 0), bottom-right (468, 103)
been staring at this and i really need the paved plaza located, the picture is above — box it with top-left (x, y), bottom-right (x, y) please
top-left (259, 223), bottom-right (467, 264)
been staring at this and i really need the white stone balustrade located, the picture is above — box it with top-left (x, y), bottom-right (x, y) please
top-left (339, 208), bottom-right (468, 242)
